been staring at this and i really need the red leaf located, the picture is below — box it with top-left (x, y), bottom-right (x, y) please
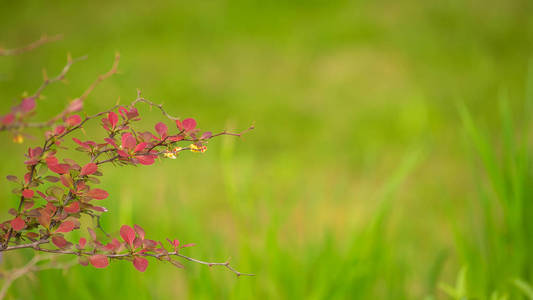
top-left (89, 254), bottom-right (109, 268)
top-left (54, 125), bottom-right (66, 135)
top-left (65, 201), bottom-right (80, 213)
top-left (66, 99), bottom-right (83, 113)
top-left (38, 210), bottom-right (52, 228)
top-left (181, 243), bottom-right (195, 248)
top-left (118, 106), bottom-right (128, 119)
top-left (52, 236), bottom-right (71, 249)
top-left (108, 112), bottom-right (118, 129)
top-left (201, 131), bottom-right (212, 139)
top-left (89, 205), bottom-right (108, 212)
top-left (121, 133), bottom-right (136, 150)
top-left (22, 189), bottom-right (34, 199)
top-left (155, 122), bottom-right (168, 138)
top-left (134, 142), bottom-right (147, 153)
top-left (133, 257), bottom-right (148, 272)
top-left (29, 147), bottom-right (43, 158)
top-left (143, 239), bottom-right (157, 249)
top-left (134, 224), bottom-right (145, 240)
top-left (80, 163), bottom-right (98, 176)
top-left (117, 150), bottom-right (129, 158)
top-left (60, 174), bottom-right (73, 188)
top-left (87, 189), bottom-right (109, 200)
top-left (120, 225), bottom-right (135, 247)
top-left (1, 113), bottom-right (15, 125)
top-left (182, 118), bottom-right (197, 132)
top-left (20, 98), bottom-right (36, 112)
top-left (127, 107), bottom-right (139, 119)
top-left (48, 163), bottom-right (70, 174)
top-left (66, 115), bottom-right (82, 127)
top-left (25, 232), bottom-right (39, 240)
top-left (78, 237), bottom-right (87, 249)
top-left (133, 237), bottom-right (142, 249)
top-left (46, 156), bottom-right (59, 166)
top-left (136, 155), bottom-right (155, 165)
top-left (103, 238), bottom-right (121, 252)
top-left (56, 221), bottom-right (75, 233)
top-left (11, 217), bottom-right (25, 231)
top-left (24, 172), bottom-right (31, 184)
top-left (168, 135), bottom-right (184, 142)
top-left (104, 138), bottom-right (118, 148)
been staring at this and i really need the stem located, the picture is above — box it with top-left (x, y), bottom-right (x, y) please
top-left (0, 240), bottom-right (254, 277)
top-left (0, 34), bottom-right (63, 56)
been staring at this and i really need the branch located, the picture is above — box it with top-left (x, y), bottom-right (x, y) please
top-left (0, 53), bottom-right (119, 132)
top-left (0, 253), bottom-right (76, 300)
top-left (32, 54), bottom-right (88, 101)
top-left (33, 52), bottom-right (121, 127)
top-left (78, 52), bottom-right (120, 102)
top-left (132, 90), bottom-right (181, 121)
top-left (0, 34), bottom-right (62, 56)
top-left (0, 240), bottom-right (254, 277)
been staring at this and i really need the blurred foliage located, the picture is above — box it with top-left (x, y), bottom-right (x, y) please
top-left (0, 0), bottom-right (533, 299)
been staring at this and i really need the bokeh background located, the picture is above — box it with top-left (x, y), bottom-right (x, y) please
top-left (1, 1), bottom-right (533, 299)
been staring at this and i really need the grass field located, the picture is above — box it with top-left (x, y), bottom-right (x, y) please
top-left (1, 1), bottom-right (533, 299)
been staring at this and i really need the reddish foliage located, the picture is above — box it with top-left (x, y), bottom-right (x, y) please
top-left (66, 115), bottom-right (82, 127)
top-left (21, 189), bottom-right (34, 199)
top-left (0, 61), bottom-right (252, 276)
top-left (56, 221), bottom-right (76, 233)
top-left (1, 113), bottom-right (15, 125)
top-left (134, 224), bottom-right (145, 240)
top-left (20, 98), bottom-right (36, 112)
top-left (155, 122), bottom-right (168, 139)
top-left (120, 225), bottom-right (135, 248)
top-left (64, 201), bottom-right (80, 213)
top-left (78, 237), bottom-right (87, 249)
top-left (11, 217), bottom-right (25, 231)
top-left (80, 163), bottom-right (98, 176)
top-left (133, 257), bottom-right (149, 272)
top-left (89, 255), bottom-right (109, 268)
top-left (52, 236), bottom-right (70, 249)
top-left (87, 189), bottom-right (109, 200)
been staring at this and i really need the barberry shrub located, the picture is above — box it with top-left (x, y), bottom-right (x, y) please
top-left (0, 37), bottom-right (253, 289)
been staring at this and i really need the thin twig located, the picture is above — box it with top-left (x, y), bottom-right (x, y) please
top-left (0, 34), bottom-right (63, 56)
top-left (0, 240), bottom-right (253, 277)
top-left (32, 54), bottom-right (88, 101)
top-left (0, 253), bottom-right (76, 299)
top-left (0, 53), bottom-right (119, 131)
top-left (79, 52), bottom-right (120, 102)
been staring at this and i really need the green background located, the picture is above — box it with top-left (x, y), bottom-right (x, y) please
top-left (1, 0), bottom-right (533, 299)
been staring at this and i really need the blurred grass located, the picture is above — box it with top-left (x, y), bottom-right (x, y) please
top-left (0, 0), bottom-right (533, 299)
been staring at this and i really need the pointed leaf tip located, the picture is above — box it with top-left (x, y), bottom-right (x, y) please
top-left (120, 225), bottom-right (135, 247)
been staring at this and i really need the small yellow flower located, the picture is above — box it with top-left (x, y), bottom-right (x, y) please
top-left (190, 144), bottom-right (207, 153)
top-left (163, 151), bottom-right (177, 159)
top-left (12, 134), bottom-right (24, 144)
